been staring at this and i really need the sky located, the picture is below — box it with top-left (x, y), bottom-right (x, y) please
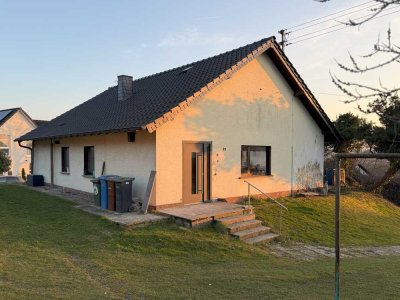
top-left (0, 0), bottom-right (399, 123)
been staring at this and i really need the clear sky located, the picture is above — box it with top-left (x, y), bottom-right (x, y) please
top-left (1, 0), bottom-right (398, 123)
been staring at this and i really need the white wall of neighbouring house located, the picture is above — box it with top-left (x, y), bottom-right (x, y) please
top-left (0, 110), bottom-right (36, 176)
top-left (155, 53), bottom-right (324, 207)
top-left (33, 131), bottom-right (156, 200)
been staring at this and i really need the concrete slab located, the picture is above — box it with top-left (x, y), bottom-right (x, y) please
top-left (158, 202), bottom-right (249, 221)
top-left (0, 176), bottom-right (20, 183)
top-left (19, 183), bottom-right (166, 227)
top-left (76, 204), bottom-right (167, 227)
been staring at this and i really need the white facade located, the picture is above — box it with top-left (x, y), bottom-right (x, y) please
top-left (154, 54), bottom-right (324, 207)
top-left (0, 110), bottom-right (36, 176)
top-left (33, 131), bottom-right (155, 199)
top-left (32, 53), bottom-right (326, 208)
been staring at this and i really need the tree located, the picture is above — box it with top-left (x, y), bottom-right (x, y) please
top-left (332, 113), bottom-right (373, 152)
top-left (318, 0), bottom-right (400, 190)
top-left (317, 0), bottom-right (400, 101)
top-left (0, 151), bottom-right (11, 174)
top-left (317, 1), bottom-right (400, 26)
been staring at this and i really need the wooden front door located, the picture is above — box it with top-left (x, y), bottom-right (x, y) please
top-left (182, 142), bottom-right (211, 204)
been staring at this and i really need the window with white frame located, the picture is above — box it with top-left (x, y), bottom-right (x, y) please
top-left (84, 146), bottom-right (94, 176)
top-left (61, 147), bottom-right (69, 173)
top-left (0, 135), bottom-right (9, 156)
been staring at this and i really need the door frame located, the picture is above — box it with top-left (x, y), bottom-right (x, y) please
top-left (182, 141), bottom-right (212, 204)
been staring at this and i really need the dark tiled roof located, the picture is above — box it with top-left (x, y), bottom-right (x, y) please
top-left (16, 36), bottom-right (340, 142)
top-left (33, 120), bottom-right (48, 127)
top-left (0, 108), bottom-right (18, 127)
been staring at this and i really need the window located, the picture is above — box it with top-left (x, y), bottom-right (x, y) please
top-left (0, 135), bottom-right (9, 156)
top-left (84, 146), bottom-right (95, 176)
top-left (241, 146), bottom-right (271, 176)
top-left (61, 147), bottom-right (69, 173)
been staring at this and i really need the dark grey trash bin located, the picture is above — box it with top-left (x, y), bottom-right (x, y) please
top-left (114, 177), bottom-right (135, 213)
top-left (27, 175), bottom-right (44, 186)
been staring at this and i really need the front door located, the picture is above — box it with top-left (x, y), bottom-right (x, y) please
top-left (182, 142), bottom-right (211, 204)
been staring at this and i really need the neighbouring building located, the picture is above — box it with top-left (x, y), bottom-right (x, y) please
top-left (0, 108), bottom-right (42, 177)
top-left (16, 37), bottom-right (341, 209)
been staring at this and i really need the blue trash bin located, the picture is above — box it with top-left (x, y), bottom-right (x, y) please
top-left (326, 168), bottom-right (334, 186)
top-left (98, 175), bottom-right (118, 209)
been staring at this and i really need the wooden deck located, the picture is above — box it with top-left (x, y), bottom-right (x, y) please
top-left (158, 202), bottom-right (251, 227)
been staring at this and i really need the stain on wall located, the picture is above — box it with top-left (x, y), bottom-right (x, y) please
top-left (295, 161), bottom-right (323, 191)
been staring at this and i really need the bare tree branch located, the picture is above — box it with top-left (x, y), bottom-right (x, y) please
top-left (316, 0), bottom-right (400, 25)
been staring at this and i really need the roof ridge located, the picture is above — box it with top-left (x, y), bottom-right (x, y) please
top-left (133, 36), bottom-right (275, 83)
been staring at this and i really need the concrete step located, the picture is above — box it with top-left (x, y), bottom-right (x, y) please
top-left (213, 205), bottom-right (252, 220)
top-left (243, 233), bottom-right (280, 245)
top-left (213, 209), bottom-right (245, 220)
top-left (227, 219), bottom-right (262, 233)
top-left (232, 225), bottom-right (271, 240)
top-left (215, 213), bottom-right (255, 225)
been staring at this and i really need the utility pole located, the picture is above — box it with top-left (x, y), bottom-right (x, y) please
top-left (278, 29), bottom-right (287, 52)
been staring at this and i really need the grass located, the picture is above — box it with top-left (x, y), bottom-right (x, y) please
top-left (252, 190), bottom-right (400, 246)
top-left (0, 184), bottom-right (399, 299)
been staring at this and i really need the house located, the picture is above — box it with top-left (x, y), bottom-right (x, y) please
top-left (0, 108), bottom-right (39, 176)
top-left (16, 37), bottom-right (340, 210)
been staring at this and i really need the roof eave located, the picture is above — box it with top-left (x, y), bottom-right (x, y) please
top-left (15, 127), bottom-right (143, 142)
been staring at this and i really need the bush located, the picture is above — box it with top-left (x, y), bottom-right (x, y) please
top-left (0, 151), bottom-right (11, 174)
top-left (21, 168), bottom-right (26, 181)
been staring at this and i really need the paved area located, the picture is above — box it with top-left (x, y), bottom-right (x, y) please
top-left (20, 183), bottom-right (166, 227)
top-left (158, 202), bottom-right (249, 221)
top-left (0, 176), bottom-right (20, 183)
top-left (264, 243), bottom-right (400, 261)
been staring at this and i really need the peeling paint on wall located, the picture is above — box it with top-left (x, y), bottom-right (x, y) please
top-left (295, 161), bottom-right (323, 191)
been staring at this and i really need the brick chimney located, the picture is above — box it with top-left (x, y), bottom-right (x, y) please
top-left (117, 75), bottom-right (133, 101)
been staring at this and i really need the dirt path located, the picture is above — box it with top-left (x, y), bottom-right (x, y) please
top-left (264, 244), bottom-right (400, 261)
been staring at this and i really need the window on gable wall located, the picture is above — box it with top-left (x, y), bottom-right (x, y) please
top-left (84, 146), bottom-right (94, 176)
top-left (0, 135), bottom-right (9, 156)
top-left (241, 145), bottom-right (271, 176)
top-left (61, 147), bottom-right (69, 173)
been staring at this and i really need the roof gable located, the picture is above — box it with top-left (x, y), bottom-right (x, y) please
top-left (0, 108), bottom-right (18, 127)
top-left (16, 37), bottom-right (340, 143)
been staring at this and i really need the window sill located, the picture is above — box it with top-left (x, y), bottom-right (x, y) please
top-left (82, 174), bottom-right (95, 178)
top-left (238, 174), bottom-right (273, 179)
top-left (60, 172), bottom-right (70, 175)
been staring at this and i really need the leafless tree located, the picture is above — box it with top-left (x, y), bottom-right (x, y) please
top-left (319, 0), bottom-right (400, 191)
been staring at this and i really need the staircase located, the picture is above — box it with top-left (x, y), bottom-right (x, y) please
top-left (215, 208), bottom-right (279, 244)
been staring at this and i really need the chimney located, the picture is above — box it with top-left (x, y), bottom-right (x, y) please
top-left (117, 75), bottom-right (133, 101)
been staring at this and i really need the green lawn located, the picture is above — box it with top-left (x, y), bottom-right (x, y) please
top-left (0, 185), bottom-right (399, 299)
top-left (252, 191), bottom-right (400, 246)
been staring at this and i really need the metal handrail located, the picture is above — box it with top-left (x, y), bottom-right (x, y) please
top-left (243, 180), bottom-right (288, 210)
top-left (244, 180), bottom-right (288, 235)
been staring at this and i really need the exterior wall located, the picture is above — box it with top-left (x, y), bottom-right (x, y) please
top-left (33, 131), bottom-right (156, 200)
top-left (155, 53), bottom-right (324, 207)
top-left (33, 139), bottom-right (51, 180)
top-left (0, 111), bottom-right (36, 176)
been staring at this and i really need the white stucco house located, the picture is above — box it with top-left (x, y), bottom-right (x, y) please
top-left (17, 37), bottom-right (341, 210)
top-left (0, 108), bottom-right (42, 177)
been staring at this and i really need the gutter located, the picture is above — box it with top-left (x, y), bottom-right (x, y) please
top-left (18, 140), bottom-right (32, 152)
top-left (18, 141), bottom-right (34, 174)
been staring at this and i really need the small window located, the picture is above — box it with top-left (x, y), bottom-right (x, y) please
top-left (0, 135), bottom-right (9, 156)
top-left (61, 147), bottom-right (69, 173)
top-left (241, 146), bottom-right (271, 176)
top-left (84, 146), bottom-right (94, 176)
